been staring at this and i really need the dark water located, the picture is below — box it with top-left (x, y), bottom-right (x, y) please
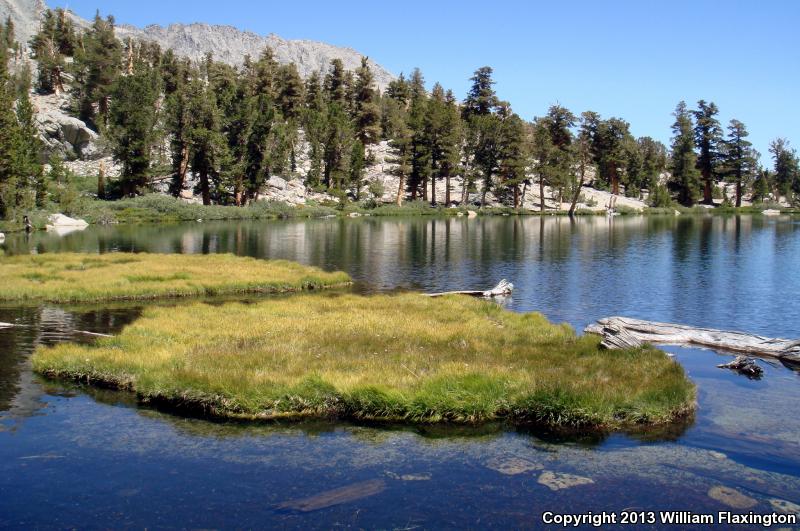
top-left (1, 215), bottom-right (799, 529)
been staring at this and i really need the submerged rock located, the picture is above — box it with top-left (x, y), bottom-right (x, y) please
top-left (485, 456), bottom-right (543, 475)
top-left (386, 471), bottom-right (431, 481)
top-left (707, 486), bottom-right (758, 509)
top-left (275, 479), bottom-right (386, 512)
top-left (537, 471), bottom-right (594, 491)
top-left (769, 498), bottom-right (800, 516)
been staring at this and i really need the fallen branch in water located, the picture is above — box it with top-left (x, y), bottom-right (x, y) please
top-left (0, 321), bottom-right (111, 338)
top-left (717, 356), bottom-right (764, 378)
top-left (74, 330), bottom-right (114, 338)
top-left (425, 279), bottom-right (514, 298)
top-left (585, 316), bottom-right (800, 364)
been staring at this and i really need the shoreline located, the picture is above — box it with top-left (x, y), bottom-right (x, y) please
top-left (1, 195), bottom-right (796, 234)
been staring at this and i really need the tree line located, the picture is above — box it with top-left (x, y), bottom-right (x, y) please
top-left (1, 9), bottom-right (799, 221)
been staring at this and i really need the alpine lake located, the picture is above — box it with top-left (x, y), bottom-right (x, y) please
top-left (1, 213), bottom-right (799, 529)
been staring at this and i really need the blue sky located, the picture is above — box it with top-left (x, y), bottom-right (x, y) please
top-left (50, 0), bottom-right (799, 160)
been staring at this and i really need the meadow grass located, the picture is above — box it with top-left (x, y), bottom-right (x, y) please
top-left (33, 293), bottom-right (695, 428)
top-left (0, 253), bottom-right (351, 302)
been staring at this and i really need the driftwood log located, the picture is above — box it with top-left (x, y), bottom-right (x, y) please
top-left (425, 279), bottom-right (514, 298)
top-left (717, 356), bottom-right (764, 378)
top-left (585, 316), bottom-right (800, 364)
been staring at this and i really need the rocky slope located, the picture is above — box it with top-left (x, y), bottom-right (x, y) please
top-left (0, 0), bottom-right (395, 88)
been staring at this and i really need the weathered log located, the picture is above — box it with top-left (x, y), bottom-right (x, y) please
top-left (425, 279), bottom-right (514, 298)
top-left (585, 316), bottom-right (800, 364)
top-left (717, 356), bottom-right (764, 378)
top-left (0, 322), bottom-right (14, 329)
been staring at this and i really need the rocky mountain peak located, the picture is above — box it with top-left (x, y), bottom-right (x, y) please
top-left (0, 0), bottom-right (396, 88)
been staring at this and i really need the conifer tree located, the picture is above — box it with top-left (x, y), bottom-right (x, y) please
top-left (636, 137), bottom-right (667, 192)
top-left (108, 63), bottom-right (161, 196)
top-left (76, 12), bottom-right (122, 130)
top-left (751, 168), bottom-right (771, 203)
top-left (353, 57), bottom-right (380, 146)
top-left (302, 71), bottom-right (327, 188)
top-left (541, 105), bottom-right (575, 202)
top-left (29, 9), bottom-right (66, 93)
top-left (593, 118), bottom-right (630, 196)
top-left (497, 110), bottom-right (528, 208)
top-left (324, 58), bottom-right (347, 105)
top-left (721, 119), bottom-right (757, 207)
top-left (567, 112), bottom-right (597, 216)
top-left (462, 67), bottom-right (501, 206)
top-left (693, 100), bottom-right (723, 204)
top-left (186, 78), bottom-right (226, 205)
top-left (670, 101), bottom-right (701, 206)
top-left (769, 138), bottom-right (799, 200)
top-left (386, 96), bottom-right (413, 205)
top-left (407, 68), bottom-right (430, 200)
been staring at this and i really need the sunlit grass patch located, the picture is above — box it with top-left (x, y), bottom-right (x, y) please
top-left (0, 253), bottom-right (351, 302)
top-left (32, 293), bottom-right (696, 428)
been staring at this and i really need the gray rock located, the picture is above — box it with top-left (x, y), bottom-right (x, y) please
top-left (537, 471), bottom-right (594, 491)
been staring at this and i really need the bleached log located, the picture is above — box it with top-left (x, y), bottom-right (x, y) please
top-left (425, 279), bottom-right (514, 298)
top-left (585, 316), bottom-right (800, 364)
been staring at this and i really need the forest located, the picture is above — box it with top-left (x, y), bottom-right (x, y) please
top-left (0, 8), bottom-right (799, 225)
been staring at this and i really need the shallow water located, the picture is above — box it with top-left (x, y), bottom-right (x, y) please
top-left (1, 215), bottom-right (799, 529)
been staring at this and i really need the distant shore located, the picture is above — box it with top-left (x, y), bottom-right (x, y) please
top-left (1, 194), bottom-right (796, 234)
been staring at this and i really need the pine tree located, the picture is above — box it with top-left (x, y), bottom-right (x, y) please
top-left (636, 137), bottom-right (667, 192)
top-left (276, 63), bottom-right (304, 121)
top-left (386, 97), bottom-right (413, 205)
top-left (29, 9), bottom-right (66, 93)
top-left (0, 55), bottom-right (25, 219)
top-left (769, 138), bottom-right (799, 201)
top-left (462, 66), bottom-right (499, 119)
top-left (108, 64), bottom-right (161, 196)
top-left (531, 117), bottom-right (555, 212)
top-left (14, 87), bottom-right (43, 204)
top-left (353, 57), bottom-right (380, 146)
top-left (721, 119), bottom-right (758, 207)
top-left (497, 110), bottom-right (528, 208)
top-left (462, 67), bottom-right (501, 206)
top-left (76, 12), bottom-right (122, 130)
top-left (751, 168), bottom-right (771, 203)
top-left (593, 118), bottom-right (630, 196)
top-left (323, 104), bottom-right (354, 192)
top-left (541, 105), bottom-right (575, 202)
top-left (669, 101), bottom-right (701, 206)
top-left (407, 68), bottom-right (430, 200)
top-left (693, 100), bottom-right (723, 204)
top-left (186, 78), bottom-right (227, 205)
top-left (2, 16), bottom-right (14, 50)
top-left (302, 72), bottom-right (327, 188)
top-left (324, 58), bottom-right (347, 105)
top-left (568, 112), bottom-right (596, 216)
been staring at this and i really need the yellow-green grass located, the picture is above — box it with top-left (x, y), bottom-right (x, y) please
top-left (32, 293), bottom-right (696, 428)
top-left (0, 253), bottom-right (351, 302)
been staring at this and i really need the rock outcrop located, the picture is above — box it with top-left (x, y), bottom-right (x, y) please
top-left (31, 91), bottom-right (101, 161)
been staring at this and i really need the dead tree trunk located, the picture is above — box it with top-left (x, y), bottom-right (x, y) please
top-left (585, 316), bottom-right (800, 364)
top-left (425, 279), bottom-right (514, 298)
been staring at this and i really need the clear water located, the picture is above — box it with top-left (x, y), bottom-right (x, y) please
top-left (1, 215), bottom-right (799, 529)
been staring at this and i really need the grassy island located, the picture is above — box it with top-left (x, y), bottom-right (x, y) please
top-left (0, 253), bottom-right (351, 302)
top-left (33, 293), bottom-right (695, 428)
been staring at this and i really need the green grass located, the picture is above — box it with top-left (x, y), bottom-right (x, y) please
top-left (0, 253), bottom-right (351, 302)
top-left (32, 293), bottom-right (696, 428)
